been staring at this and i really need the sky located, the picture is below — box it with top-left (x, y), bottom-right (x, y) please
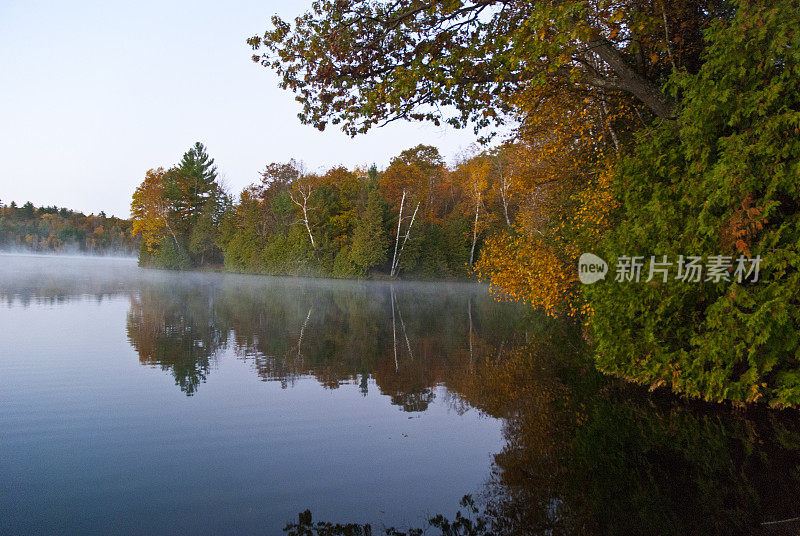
top-left (0, 0), bottom-right (482, 218)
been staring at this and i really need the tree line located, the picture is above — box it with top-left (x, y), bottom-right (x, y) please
top-left (0, 201), bottom-right (137, 255)
top-left (131, 141), bottom-right (542, 279)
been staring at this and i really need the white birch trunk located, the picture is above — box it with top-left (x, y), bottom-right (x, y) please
top-left (470, 190), bottom-right (481, 267)
top-left (390, 191), bottom-right (406, 278)
top-left (499, 171), bottom-right (511, 228)
top-left (392, 201), bottom-right (419, 278)
top-left (290, 188), bottom-right (316, 248)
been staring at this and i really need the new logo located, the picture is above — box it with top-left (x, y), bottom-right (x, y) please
top-left (578, 253), bottom-right (608, 284)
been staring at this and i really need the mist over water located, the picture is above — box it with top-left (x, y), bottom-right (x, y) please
top-left (0, 254), bottom-right (518, 534)
top-left (3, 254), bottom-right (800, 536)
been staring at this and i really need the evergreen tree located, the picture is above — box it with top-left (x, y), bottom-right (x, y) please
top-left (587, 0), bottom-right (800, 407)
top-left (189, 196), bottom-right (223, 265)
top-left (350, 189), bottom-right (389, 273)
top-left (172, 142), bottom-right (219, 225)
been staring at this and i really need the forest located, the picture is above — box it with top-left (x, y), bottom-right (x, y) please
top-left (130, 140), bottom-right (538, 280)
top-left (128, 0), bottom-right (799, 408)
top-left (0, 201), bottom-right (138, 255)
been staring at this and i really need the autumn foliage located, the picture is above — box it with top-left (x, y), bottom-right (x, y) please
top-left (0, 201), bottom-right (137, 254)
top-left (239, 0), bottom-right (800, 408)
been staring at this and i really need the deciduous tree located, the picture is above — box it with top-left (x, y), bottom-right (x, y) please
top-left (131, 167), bottom-right (178, 252)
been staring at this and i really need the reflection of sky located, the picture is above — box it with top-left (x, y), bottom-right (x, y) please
top-left (0, 256), bottom-right (504, 534)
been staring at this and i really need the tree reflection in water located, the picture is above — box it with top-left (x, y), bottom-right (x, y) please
top-left (284, 317), bottom-right (800, 536)
top-left (123, 277), bottom-right (522, 403)
top-left (126, 283), bottom-right (227, 395)
top-left (53, 271), bottom-right (800, 535)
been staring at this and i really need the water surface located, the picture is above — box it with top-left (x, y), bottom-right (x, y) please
top-left (2, 254), bottom-right (800, 536)
top-left (1, 255), bottom-right (514, 534)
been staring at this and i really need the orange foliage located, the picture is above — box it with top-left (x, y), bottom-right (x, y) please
top-left (131, 168), bottom-right (174, 252)
top-left (475, 85), bottom-right (629, 317)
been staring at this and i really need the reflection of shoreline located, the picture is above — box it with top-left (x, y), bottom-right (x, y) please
top-left (121, 271), bottom-right (523, 407)
top-left (5, 255), bottom-right (800, 534)
top-left (287, 333), bottom-right (800, 536)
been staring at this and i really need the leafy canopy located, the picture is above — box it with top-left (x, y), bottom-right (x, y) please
top-left (249, 0), bottom-right (726, 135)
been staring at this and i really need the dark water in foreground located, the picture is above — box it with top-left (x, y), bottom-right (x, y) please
top-left (1, 254), bottom-right (799, 536)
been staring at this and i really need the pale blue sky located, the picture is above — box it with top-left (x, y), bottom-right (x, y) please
top-left (0, 0), bottom-right (481, 218)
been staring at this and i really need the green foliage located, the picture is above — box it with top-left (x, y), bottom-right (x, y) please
top-left (443, 217), bottom-right (472, 277)
top-left (222, 230), bottom-right (262, 273)
top-left (189, 198), bottom-right (224, 265)
top-left (332, 245), bottom-right (358, 278)
top-left (271, 191), bottom-right (294, 226)
top-left (154, 236), bottom-right (192, 270)
top-left (395, 220), bottom-right (471, 279)
top-left (587, 0), bottom-right (800, 407)
top-left (172, 142), bottom-right (219, 225)
top-left (206, 150), bottom-right (488, 280)
top-left (349, 189), bottom-right (389, 273)
top-left (132, 143), bottom-right (226, 269)
top-left (137, 241), bottom-right (153, 267)
top-left (261, 226), bottom-right (314, 275)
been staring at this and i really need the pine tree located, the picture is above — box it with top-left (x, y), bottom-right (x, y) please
top-left (172, 142), bottom-right (219, 225)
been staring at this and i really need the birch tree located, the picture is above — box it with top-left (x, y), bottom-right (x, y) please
top-left (491, 145), bottom-right (526, 229)
top-left (466, 156), bottom-right (491, 268)
top-left (382, 146), bottom-right (442, 277)
top-left (454, 148), bottom-right (492, 268)
top-left (389, 191), bottom-right (420, 278)
top-left (289, 171), bottom-right (316, 249)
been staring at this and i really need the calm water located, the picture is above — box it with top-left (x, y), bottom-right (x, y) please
top-left (2, 254), bottom-right (800, 536)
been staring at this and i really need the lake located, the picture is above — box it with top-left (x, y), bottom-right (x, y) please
top-left (2, 254), bottom-right (800, 535)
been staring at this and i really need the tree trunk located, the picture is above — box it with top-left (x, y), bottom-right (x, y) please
top-left (164, 220), bottom-right (180, 248)
top-left (301, 203), bottom-right (315, 248)
top-left (661, 1), bottom-right (677, 71)
top-left (599, 94), bottom-right (621, 152)
top-left (500, 174), bottom-right (511, 228)
top-left (290, 190), bottom-right (316, 248)
top-left (470, 191), bottom-right (481, 267)
top-left (586, 35), bottom-right (676, 121)
top-left (390, 191), bottom-right (406, 278)
top-left (393, 201), bottom-right (419, 277)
